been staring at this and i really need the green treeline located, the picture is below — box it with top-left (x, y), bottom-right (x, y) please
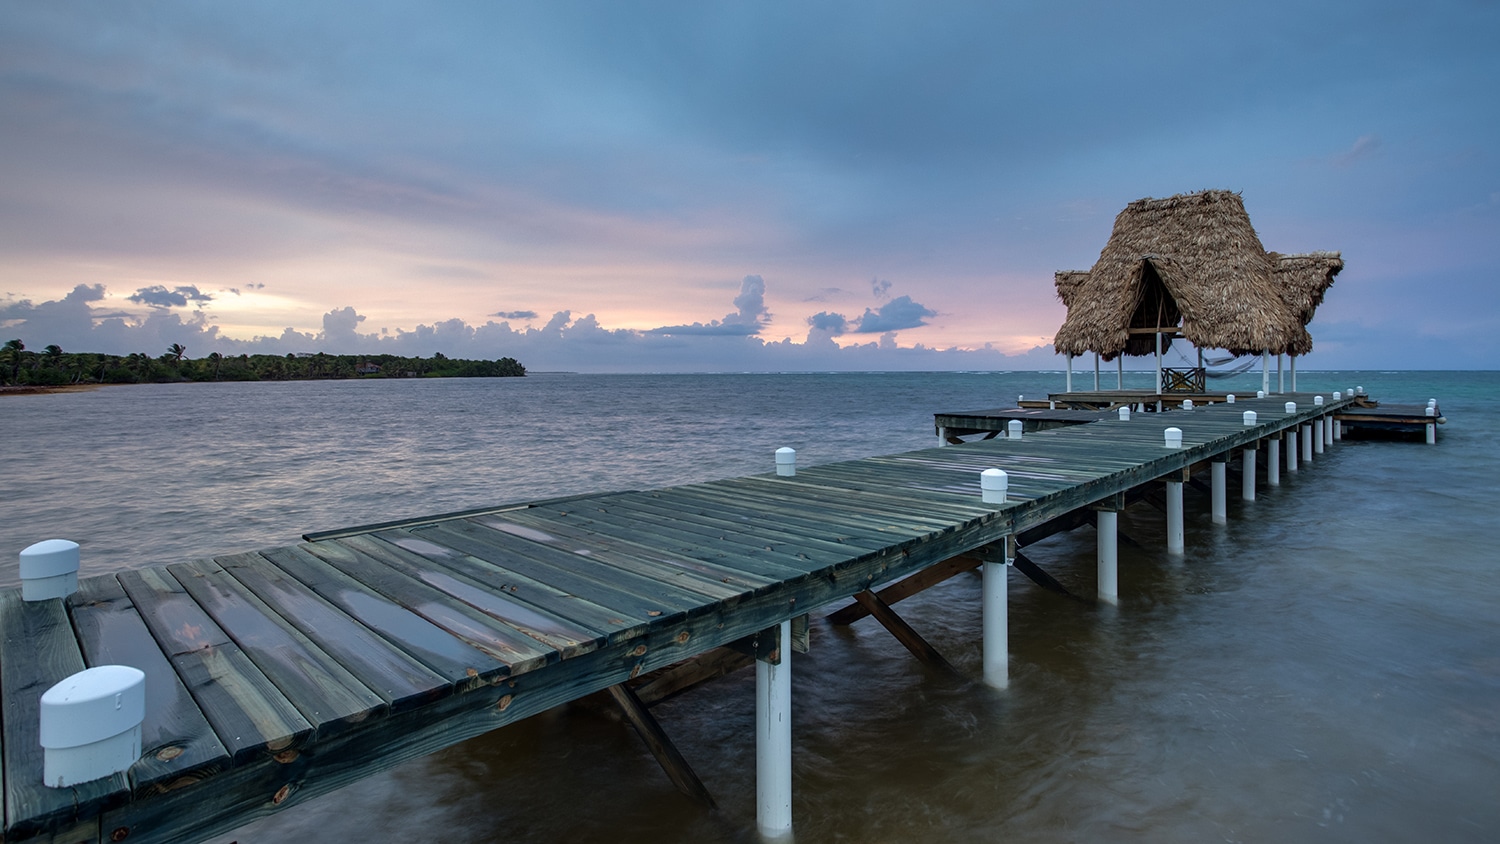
top-left (0, 340), bottom-right (525, 386)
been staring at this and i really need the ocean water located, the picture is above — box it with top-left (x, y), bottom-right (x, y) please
top-left (2, 371), bottom-right (1497, 843)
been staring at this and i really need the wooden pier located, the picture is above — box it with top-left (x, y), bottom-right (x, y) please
top-left (2, 393), bottom-right (1374, 843)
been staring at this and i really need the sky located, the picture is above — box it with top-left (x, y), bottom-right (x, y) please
top-left (1, 1), bottom-right (1497, 372)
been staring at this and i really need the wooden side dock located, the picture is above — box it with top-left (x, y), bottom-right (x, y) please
top-left (1, 394), bottom-right (1366, 843)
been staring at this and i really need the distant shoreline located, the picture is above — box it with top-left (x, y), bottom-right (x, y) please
top-left (0, 384), bottom-right (104, 397)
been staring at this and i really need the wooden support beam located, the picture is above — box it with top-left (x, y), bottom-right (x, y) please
top-left (825, 554), bottom-right (981, 625)
top-left (632, 647), bottom-right (756, 707)
top-left (607, 683), bottom-right (718, 809)
top-left (1012, 550), bottom-right (1093, 605)
top-left (851, 590), bottom-right (962, 677)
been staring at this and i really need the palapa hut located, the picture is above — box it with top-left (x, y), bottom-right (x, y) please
top-left (1053, 189), bottom-right (1340, 395)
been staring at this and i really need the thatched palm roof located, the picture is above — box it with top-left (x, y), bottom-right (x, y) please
top-left (1053, 190), bottom-right (1338, 359)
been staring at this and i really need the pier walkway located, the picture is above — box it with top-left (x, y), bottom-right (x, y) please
top-left (2, 393), bottom-right (1358, 843)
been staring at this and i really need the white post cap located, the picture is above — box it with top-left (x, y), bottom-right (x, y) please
top-left (1333, 391), bottom-right (1342, 400)
top-left (1007, 420), bottom-right (1023, 440)
top-left (1226, 394), bottom-right (1236, 403)
top-left (1256, 390), bottom-right (1265, 398)
top-left (1428, 398), bottom-right (1437, 407)
top-left (1164, 427), bottom-right (1183, 449)
top-left (1182, 399), bottom-right (1194, 410)
top-left (1425, 406), bottom-right (1436, 417)
top-left (774, 446), bottom-right (796, 477)
top-left (1017, 394), bottom-right (1023, 404)
top-left (1314, 395), bottom-right (1324, 406)
top-left (20, 539), bottom-right (80, 602)
top-left (40, 665), bottom-right (145, 787)
top-left (1357, 385), bottom-right (1365, 395)
top-left (1285, 402), bottom-right (1297, 413)
top-left (980, 468), bottom-right (1009, 504)
top-left (1118, 406), bottom-right (1131, 421)
top-left (1243, 410), bottom-right (1257, 426)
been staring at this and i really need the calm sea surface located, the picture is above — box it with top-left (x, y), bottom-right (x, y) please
top-left (3, 371), bottom-right (1497, 843)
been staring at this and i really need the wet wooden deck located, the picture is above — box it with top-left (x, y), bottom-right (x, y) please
top-left (1, 394), bottom-right (1357, 843)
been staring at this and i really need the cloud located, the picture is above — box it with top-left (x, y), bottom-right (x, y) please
top-left (649, 274), bottom-right (770, 336)
top-left (807, 311), bottom-right (849, 334)
top-left (1333, 134), bottom-right (1382, 167)
top-left (127, 285), bottom-right (214, 308)
top-left (491, 310), bottom-right (539, 320)
top-left (851, 295), bottom-right (937, 333)
top-left (871, 278), bottom-right (892, 299)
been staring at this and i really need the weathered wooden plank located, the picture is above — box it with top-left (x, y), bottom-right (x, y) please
top-left (67, 576), bottom-right (231, 797)
top-left (1, 590), bottom-right (129, 840)
top-left (471, 509), bottom-right (780, 594)
top-left (632, 646), bottom-right (756, 706)
top-left (258, 544), bottom-right (509, 687)
top-left (167, 559), bottom-right (387, 737)
top-left (601, 494), bottom-right (890, 559)
top-left (285, 541), bottom-right (556, 676)
top-left (117, 568), bottom-right (313, 761)
top-left (652, 484), bottom-right (921, 547)
top-left (214, 552), bottom-right (449, 713)
top-left (323, 534), bottom-right (618, 654)
top-left (373, 523), bottom-right (697, 625)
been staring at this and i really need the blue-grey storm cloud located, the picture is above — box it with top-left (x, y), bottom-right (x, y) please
top-left (649, 275), bottom-right (769, 336)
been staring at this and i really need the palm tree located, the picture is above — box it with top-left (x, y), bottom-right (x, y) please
top-left (3, 339), bottom-right (23, 385)
top-left (207, 351), bottom-right (223, 380)
top-left (166, 343), bottom-right (187, 362)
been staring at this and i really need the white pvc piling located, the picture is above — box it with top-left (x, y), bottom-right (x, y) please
top-left (1118, 406), bottom-right (1131, 421)
top-left (1163, 427), bottom-right (1183, 449)
top-left (1426, 405), bottom-right (1437, 444)
top-left (1301, 424), bottom-right (1314, 463)
top-left (1210, 460), bottom-right (1227, 524)
top-left (1096, 510), bottom-right (1118, 605)
top-left (1314, 418), bottom-right (1325, 455)
top-left (1065, 354), bottom-right (1073, 392)
top-left (40, 665), bottom-right (145, 788)
top-left (1324, 414), bottom-right (1334, 447)
top-left (1242, 446), bottom-right (1257, 501)
top-left (1008, 420), bottom-right (1023, 441)
top-left (756, 620), bottom-right (793, 842)
top-left (982, 544), bottom-right (1010, 689)
top-left (980, 469), bottom-right (1009, 505)
top-left (1285, 429), bottom-right (1298, 472)
top-left (1334, 391), bottom-right (1342, 400)
top-left (1268, 437), bottom-right (1281, 485)
top-left (1165, 479), bottom-right (1184, 555)
top-left (1357, 385), bottom-right (1365, 396)
top-left (936, 426), bottom-right (947, 447)
top-left (774, 447), bottom-right (796, 477)
top-left (20, 539), bottom-right (80, 602)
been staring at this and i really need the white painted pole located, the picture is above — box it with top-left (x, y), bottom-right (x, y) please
top-left (1301, 424), bottom-right (1313, 463)
top-left (1426, 405), bottom-right (1437, 444)
top-left (1117, 356), bottom-right (1123, 389)
top-left (1154, 333), bottom-right (1163, 395)
top-left (1261, 351), bottom-right (1269, 395)
top-left (1278, 354), bottom-right (1284, 394)
top-left (1210, 460), bottom-right (1227, 524)
top-left (40, 666), bottom-right (145, 787)
top-left (1096, 510), bottom-right (1118, 605)
top-left (1094, 352), bottom-right (1100, 391)
top-left (20, 539), bottom-right (80, 602)
top-left (936, 426), bottom-right (947, 447)
top-left (1008, 420), bottom-right (1023, 441)
top-left (1268, 437), bottom-right (1281, 485)
top-left (1065, 354), bottom-right (1073, 393)
top-left (1314, 418), bottom-right (1325, 455)
top-left (1290, 356), bottom-right (1297, 392)
top-left (775, 447), bottom-right (796, 477)
top-left (1242, 447), bottom-right (1257, 501)
top-left (1286, 429), bottom-right (1298, 472)
top-left (756, 620), bottom-right (793, 842)
top-left (1165, 479), bottom-right (1184, 556)
top-left (982, 547), bottom-right (1009, 690)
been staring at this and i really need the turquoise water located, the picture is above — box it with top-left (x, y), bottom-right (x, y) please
top-left (3, 371), bottom-right (1496, 842)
